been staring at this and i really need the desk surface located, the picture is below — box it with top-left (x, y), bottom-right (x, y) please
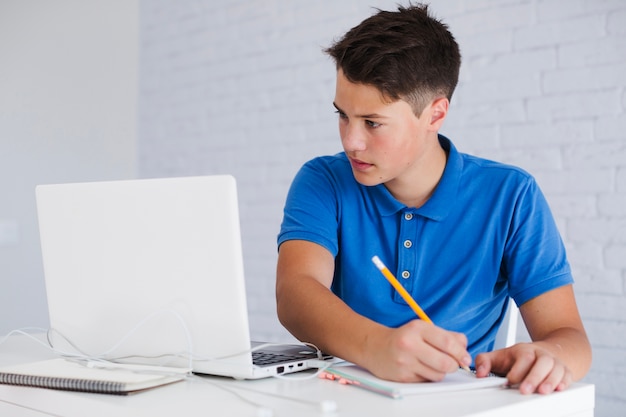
top-left (0, 334), bottom-right (595, 417)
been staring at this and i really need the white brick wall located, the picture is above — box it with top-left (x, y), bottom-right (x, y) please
top-left (139, 1), bottom-right (626, 415)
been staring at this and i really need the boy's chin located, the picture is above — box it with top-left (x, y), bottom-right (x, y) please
top-left (352, 171), bottom-right (385, 187)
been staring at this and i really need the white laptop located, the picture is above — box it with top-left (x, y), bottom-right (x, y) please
top-left (35, 175), bottom-right (329, 379)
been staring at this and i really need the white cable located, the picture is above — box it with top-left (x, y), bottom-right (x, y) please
top-left (45, 309), bottom-right (195, 370)
top-left (4, 323), bottom-right (327, 375)
top-left (0, 327), bottom-right (51, 350)
top-left (2, 326), bottom-right (337, 415)
top-left (93, 309), bottom-right (194, 370)
top-left (3, 321), bottom-right (328, 372)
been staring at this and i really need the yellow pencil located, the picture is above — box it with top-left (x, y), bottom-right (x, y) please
top-left (371, 255), bottom-right (471, 373)
top-left (371, 255), bottom-right (432, 323)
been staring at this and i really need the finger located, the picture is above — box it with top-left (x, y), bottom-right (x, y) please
top-left (451, 332), bottom-right (473, 369)
top-left (474, 349), bottom-right (514, 378)
top-left (424, 329), bottom-right (471, 371)
top-left (474, 352), bottom-right (494, 378)
top-left (505, 348), bottom-right (536, 387)
top-left (555, 369), bottom-right (573, 392)
top-left (535, 361), bottom-right (575, 394)
top-left (415, 347), bottom-right (465, 380)
top-left (536, 364), bottom-right (565, 395)
top-left (516, 354), bottom-right (555, 394)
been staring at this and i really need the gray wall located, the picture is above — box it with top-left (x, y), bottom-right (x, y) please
top-left (139, 1), bottom-right (626, 416)
top-left (0, 0), bottom-right (138, 332)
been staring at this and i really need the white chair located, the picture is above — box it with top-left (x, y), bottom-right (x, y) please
top-left (493, 299), bottom-right (519, 349)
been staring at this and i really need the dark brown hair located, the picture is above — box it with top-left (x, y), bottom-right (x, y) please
top-left (324, 3), bottom-right (461, 115)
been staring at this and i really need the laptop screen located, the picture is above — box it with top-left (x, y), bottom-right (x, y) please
top-left (36, 176), bottom-right (254, 373)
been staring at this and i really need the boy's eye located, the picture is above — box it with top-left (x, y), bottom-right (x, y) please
top-left (335, 110), bottom-right (348, 119)
top-left (366, 120), bottom-right (381, 128)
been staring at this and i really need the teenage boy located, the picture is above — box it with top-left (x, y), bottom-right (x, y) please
top-left (276, 3), bottom-right (591, 394)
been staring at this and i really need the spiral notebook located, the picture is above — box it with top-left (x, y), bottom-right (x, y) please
top-left (0, 358), bottom-right (187, 395)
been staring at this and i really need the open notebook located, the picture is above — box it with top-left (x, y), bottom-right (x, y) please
top-left (35, 175), bottom-right (330, 380)
top-left (323, 364), bottom-right (507, 399)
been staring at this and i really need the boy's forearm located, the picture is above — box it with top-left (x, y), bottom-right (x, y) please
top-left (276, 276), bottom-right (383, 365)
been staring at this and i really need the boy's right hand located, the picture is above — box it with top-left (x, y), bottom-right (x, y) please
top-left (363, 319), bottom-right (472, 383)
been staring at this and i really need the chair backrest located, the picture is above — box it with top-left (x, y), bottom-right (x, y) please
top-left (493, 299), bottom-right (519, 349)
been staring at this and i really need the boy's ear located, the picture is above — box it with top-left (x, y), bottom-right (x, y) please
top-left (428, 97), bottom-right (449, 131)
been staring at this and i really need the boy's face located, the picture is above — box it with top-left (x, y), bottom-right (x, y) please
top-left (333, 69), bottom-right (440, 188)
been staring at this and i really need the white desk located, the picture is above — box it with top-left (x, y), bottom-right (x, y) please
top-left (0, 334), bottom-right (595, 417)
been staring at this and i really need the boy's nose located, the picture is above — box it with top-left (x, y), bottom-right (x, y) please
top-left (341, 124), bottom-right (367, 152)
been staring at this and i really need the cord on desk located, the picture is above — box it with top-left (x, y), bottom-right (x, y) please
top-left (2, 324), bottom-right (337, 417)
top-left (1, 313), bottom-right (329, 379)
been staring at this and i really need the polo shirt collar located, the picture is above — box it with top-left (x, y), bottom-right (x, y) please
top-left (371, 135), bottom-right (461, 221)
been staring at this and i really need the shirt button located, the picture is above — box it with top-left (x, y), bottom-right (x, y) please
top-left (404, 213), bottom-right (413, 220)
top-left (401, 270), bottom-right (410, 279)
top-left (403, 240), bottom-right (412, 248)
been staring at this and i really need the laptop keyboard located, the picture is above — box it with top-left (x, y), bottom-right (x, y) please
top-left (252, 351), bottom-right (313, 366)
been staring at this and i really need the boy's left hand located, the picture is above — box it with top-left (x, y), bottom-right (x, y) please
top-left (474, 343), bottom-right (573, 394)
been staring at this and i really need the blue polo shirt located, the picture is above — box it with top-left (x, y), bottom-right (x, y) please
top-left (277, 135), bottom-right (573, 357)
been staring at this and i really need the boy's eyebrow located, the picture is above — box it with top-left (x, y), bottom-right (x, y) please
top-left (333, 102), bottom-right (388, 119)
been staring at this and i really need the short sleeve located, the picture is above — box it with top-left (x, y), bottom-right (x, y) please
top-left (504, 177), bottom-right (573, 306)
top-left (277, 158), bottom-right (341, 256)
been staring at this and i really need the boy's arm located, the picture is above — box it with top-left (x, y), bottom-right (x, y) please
top-left (474, 285), bottom-right (591, 394)
top-left (276, 239), bottom-right (471, 382)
